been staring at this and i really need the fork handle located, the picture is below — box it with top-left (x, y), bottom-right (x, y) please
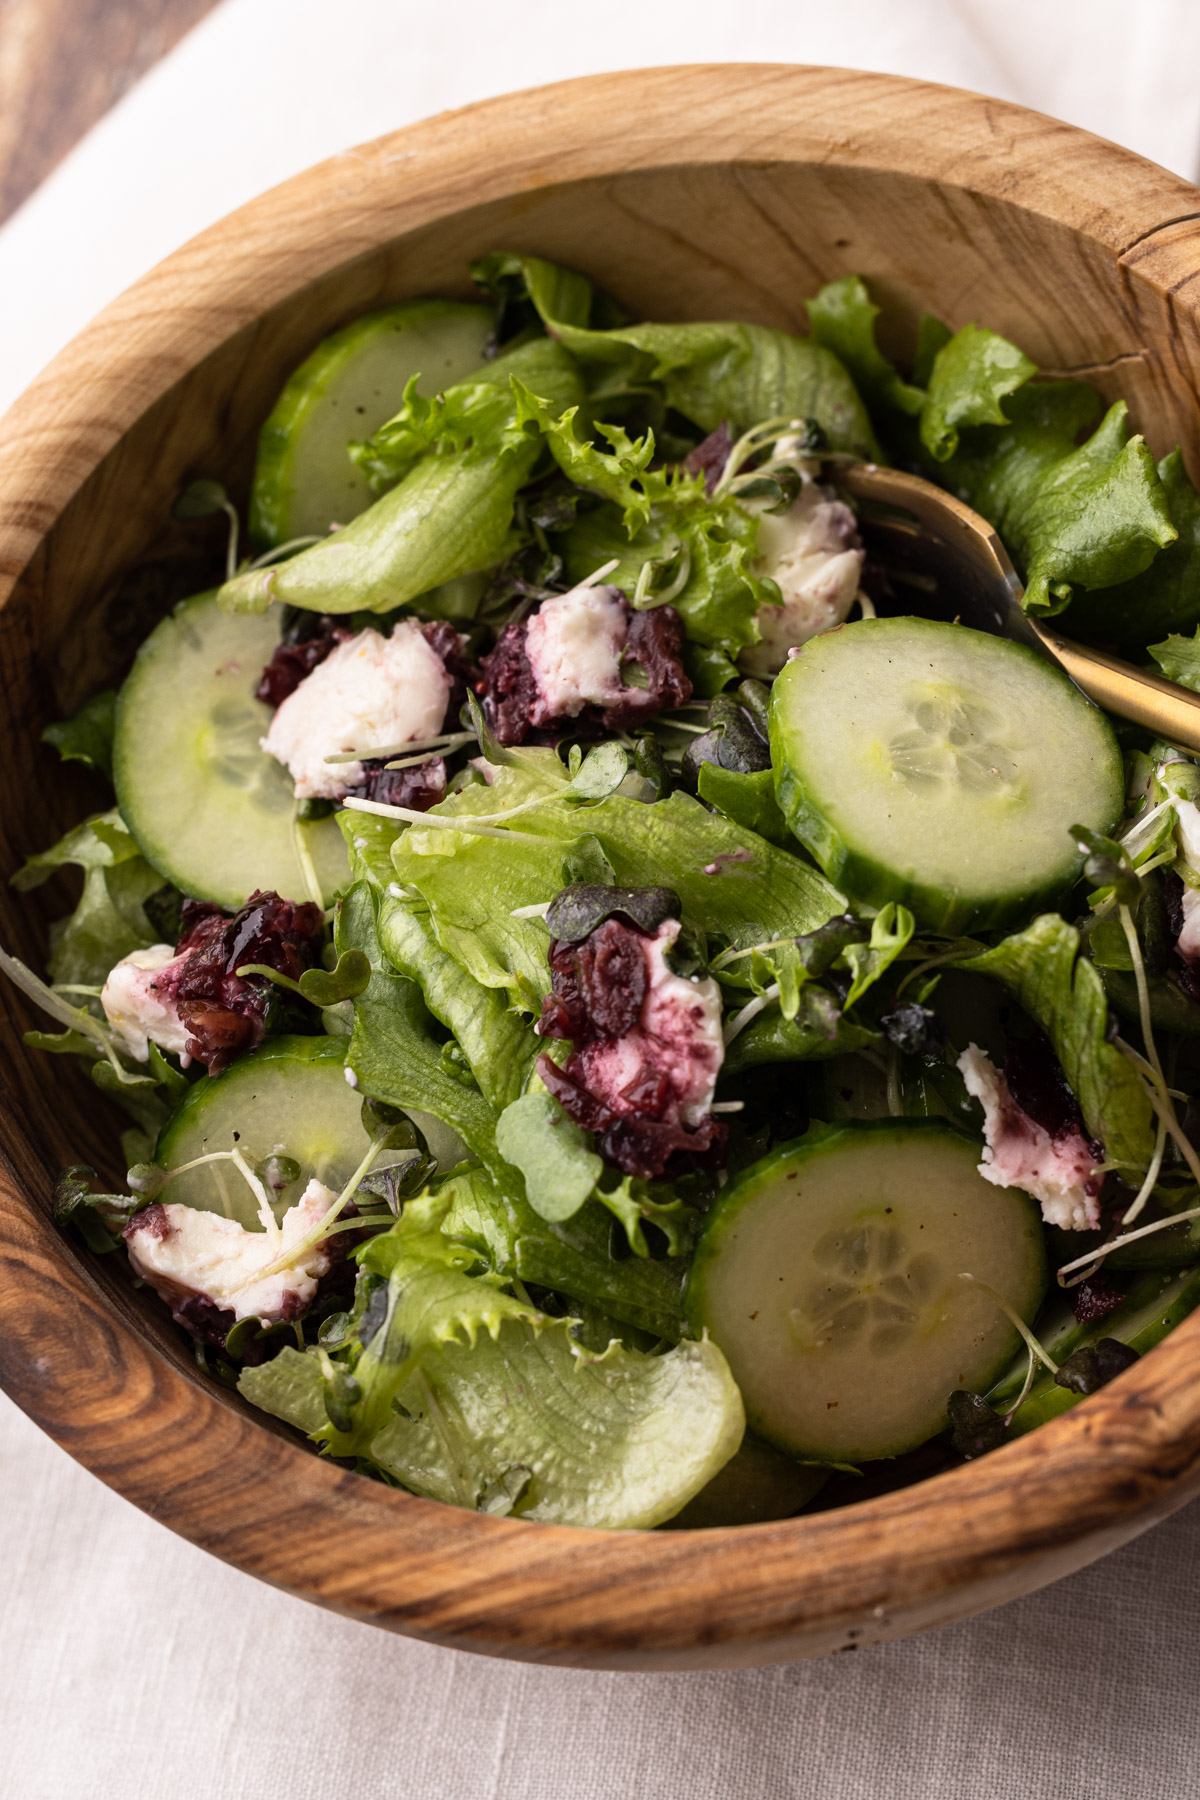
top-left (1035, 626), bottom-right (1200, 756)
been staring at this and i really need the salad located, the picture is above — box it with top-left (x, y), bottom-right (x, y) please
top-left (11, 251), bottom-right (1200, 1531)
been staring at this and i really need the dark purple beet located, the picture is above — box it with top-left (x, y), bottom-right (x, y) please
top-left (602, 606), bottom-right (692, 730)
top-left (681, 423), bottom-right (734, 493)
top-left (161, 889), bottom-right (324, 1073)
top-left (346, 755), bottom-right (447, 812)
top-left (478, 617), bottom-right (541, 747)
top-left (538, 1053), bottom-right (727, 1180)
top-left (539, 921), bottom-right (647, 1043)
top-left (255, 616), bottom-right (350, 707)
top-left (1070, 1274), bottom-right (1127, 1324)
top-left (1004, 1031), bottom-right (1093, 1147)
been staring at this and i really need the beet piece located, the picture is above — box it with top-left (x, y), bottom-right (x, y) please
top-left (1005, 1030), bottom-right (1098, 1150)
top-left (1070, 1274), bottom-right (1126, 1324)
top-left (255, 615), bottom-right (350, 707)
top-left (539, 920), bottom-right (647, 1043)
top-left (602, 606), bottom-right (693, 730)
top-left (478, 617), bottom-right (541, 747)
top-left (162, 889), bottom-right (324, 1073)
top-left (479, 601), bottom-right (691, 747)
top-left (346, 755), bottom-right (447, 812)
top-left (537, 1052), bottom-right (728, 1179)
top-left (420, 619), bottom-right (475, 731)
top-left (681, 422), bottom-right (734, 493)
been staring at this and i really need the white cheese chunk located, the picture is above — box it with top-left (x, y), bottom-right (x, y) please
top-left (124, 1177), bottom-right (336, 1322)
top-left (957, 1043), bottom-right (1102, 1231)
top-left (738, 478), bottom-right (864, 678)
top-left (262, 622), bottom-right (451, 799)
top-left (101, 943), bottom-right (191, 1064)
top-left (525, 582), bottom-right (628, 721)
top-left (578, 920), bottom-right (724, 1128)
top-left (1169, 794), bottom-right (1200, 962)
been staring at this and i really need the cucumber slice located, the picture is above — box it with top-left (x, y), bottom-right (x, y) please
top-left (113, 590), bottom-right (348, 907)
top-left (157, 1036), bottom-right (466, 1229)
top-left (250, 301), bottom-right (493, 547)
top-left (662, 1431), bottom-right (828, 1528)
top-left (685, 1119), bottom-right (1046, 1463)
top-left (1101, 967), bottom-right (1200, 1037)
top-left (769, 617), bottom-right (1123, 934)
top-left (992, 1264), bottom-right (1200, 1435)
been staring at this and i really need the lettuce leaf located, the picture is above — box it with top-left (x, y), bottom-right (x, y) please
top-left (919, 323), bottom-right (1036, 461)
top-left (939, 379), bottom-right (1176, 617)
top-left (423, 1160), bottom-right (687, 1341)
top-left (390, 754), bottom-right (845, 1007)
top-left (335, 878), bottom-right (503, 1165)
top-left (961, 913), bottom-right (1155, 1170)
top-left (241, 1306), bottom-right (741, 1528)
top-left (12, 810), bottom-right (166, 987)
top-left (806, 275), bottom-right (924, 418)
top-left (241, 1186), bottom-right (742, 1527)
top-left (217, 339), bottom-right (584, 616)
top-left (1077, 450), bottom-right (1200, 649)
top-left (476, 251), bottom-right (876, 454)
top-left (1150, 614), bottom-right (1200, 689)
top-left (470, 249), bottom-right (599, 341)
top-left (368, 1316), bottom-right (741, 1527)
top-left (723, 986), bottom-right (878, 1073)
top-left (516, 387), bottom-right (773, 652)
top-left (42, 690), bottom-right (117, 780)
top-left (809, 278), bottom-right (1188, 639)
top-left (340, 813), bottom-right (542, 1109)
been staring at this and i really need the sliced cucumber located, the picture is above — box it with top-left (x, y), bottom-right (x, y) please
top-left (685, 1119), bottom-right (1046, 1463)
top-left (769, 617), bottom-right (1123, 934)
top-left (1101, 967), bottom-right (1200, 1038)
top-left (157, 1036), bottom-right (466, 1229)
top-left (662, 1431), bottom-right (828, 1528)
top-left (992, 1264), bottom-right (1200, 1435)
top-left (113, 589), bottom-right (348, 907)
top-left (250, 301), bottom-right (493, 547)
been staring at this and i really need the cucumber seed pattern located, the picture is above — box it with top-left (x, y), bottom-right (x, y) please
top-left (792, 1221), bottom-right (945, 1357)
top-left (887, 686), bottom-right (1019, 792)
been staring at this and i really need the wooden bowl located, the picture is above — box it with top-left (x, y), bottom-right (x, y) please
top-left (3, 64), bottom-right (1200, 1672)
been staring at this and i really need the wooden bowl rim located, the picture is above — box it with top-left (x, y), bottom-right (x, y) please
top-left (3, 64), bottom-right (1200, 1668)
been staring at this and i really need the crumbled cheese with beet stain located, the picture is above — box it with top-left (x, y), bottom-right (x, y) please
top-left (1170, 796), bottom-right (1200, 963)
top-left (261, 621), bottom-right (451, 799)
top-left (124, 1178), bottom-right (337, 1325)
top-left (479, 584), bottom-right (691, 747)
top-left (537, 916), bottom-right (727, 1177)
top-left (738, 477), bottom-right (865, 678)
top-left (101, 943), bottom-right (192, 1064)
top-left (524, 583), bottom-right (629, 719)
top-left (957, 1043), bottom-right (1103, 1231)
top-left (576, 921), bottom-right (724, 1129)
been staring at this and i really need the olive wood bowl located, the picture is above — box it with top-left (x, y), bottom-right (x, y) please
top-left (3, 64), bottom-right (1200, 1671)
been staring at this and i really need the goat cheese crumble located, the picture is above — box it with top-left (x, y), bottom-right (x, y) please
top-left (101, 943), bottom-right (191, 1064)
top-left (957, 1043), bottom-right (1102, 1231)
top-left (577, 919), bottom-right (724, 1128)
top-left (739, 478), bottom-right (864, 678)
top-left (261, 622), bottom-right (451, 799)
top-left (524, 581), bottom-right (628, 720)
top-left (124, 1177), bottom-right (337, 1322)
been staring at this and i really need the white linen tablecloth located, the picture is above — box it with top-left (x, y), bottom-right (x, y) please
top-left (4, 5), bottom-right (1200, 1795)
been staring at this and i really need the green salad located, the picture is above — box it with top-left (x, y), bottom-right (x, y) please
top-left (13, 253), bottom-right (1200, 1530)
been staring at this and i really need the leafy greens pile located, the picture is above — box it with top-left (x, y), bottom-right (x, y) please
top-left (14, 248), bottom-right (1200, 1529)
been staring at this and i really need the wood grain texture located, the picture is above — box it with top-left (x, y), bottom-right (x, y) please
top-left (0, 0), bottom-right (218, 222)
top-left (2, 65), bottom-right (1200, 1669)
